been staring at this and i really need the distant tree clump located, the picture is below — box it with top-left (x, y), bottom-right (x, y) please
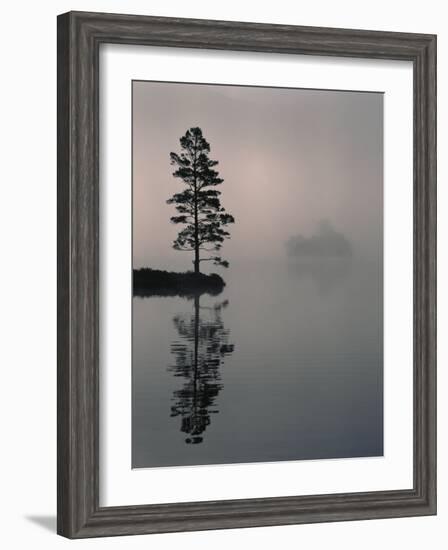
top-left (168, 127), bottom-right (235, 274)
top-left (286, 221), bottom-right (353, 259)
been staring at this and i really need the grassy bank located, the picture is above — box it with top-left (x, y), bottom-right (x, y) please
top-left (133, 268), bottom-right (225, 297)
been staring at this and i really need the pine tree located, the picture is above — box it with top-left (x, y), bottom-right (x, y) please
top-left (168, 127), bottom-right (235, 274)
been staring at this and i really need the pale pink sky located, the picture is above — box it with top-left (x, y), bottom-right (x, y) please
top-left (133, 81), bottom-right (383, 270)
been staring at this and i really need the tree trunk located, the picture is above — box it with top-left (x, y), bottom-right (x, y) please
top-left (193, 143), bottom-right (200, 274)
top-left (193, 193), bottom-right (200, 273)
top-left (194, 247), bottom-right (200, 274)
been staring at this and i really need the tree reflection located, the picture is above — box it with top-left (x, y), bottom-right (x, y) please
top-left (169, 295), bottom-right (234, 444)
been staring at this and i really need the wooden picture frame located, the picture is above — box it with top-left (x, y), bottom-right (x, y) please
top-left (57, 11), bottom-right (436, 538)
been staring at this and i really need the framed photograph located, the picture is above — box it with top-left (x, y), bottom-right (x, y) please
top-left (57, 11), bottom-right (436, 538)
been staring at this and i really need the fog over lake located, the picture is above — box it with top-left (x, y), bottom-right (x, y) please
top-left (132, 81), bottom-right (383, 468)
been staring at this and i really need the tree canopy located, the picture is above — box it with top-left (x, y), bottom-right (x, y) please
top-left (168, 127), bottom-right (235, 273)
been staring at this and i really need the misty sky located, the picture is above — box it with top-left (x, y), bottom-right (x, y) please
top-left (133, 81), bottom-right (383, 270)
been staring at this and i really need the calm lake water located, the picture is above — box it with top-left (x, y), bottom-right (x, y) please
top-left (132, 259), bottom-right (383, 468)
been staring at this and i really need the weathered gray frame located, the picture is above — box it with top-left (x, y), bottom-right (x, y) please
top-left (57, 11), bottom-right (437, 538)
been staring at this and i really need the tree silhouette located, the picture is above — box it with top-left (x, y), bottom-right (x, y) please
top-left (169, 296), bottom-right (234, 444)
top-left (168, 127), bottom-right (235, 274)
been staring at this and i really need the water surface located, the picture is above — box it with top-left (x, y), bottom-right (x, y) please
top-left (132, 259), bottom-right (383, 468)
